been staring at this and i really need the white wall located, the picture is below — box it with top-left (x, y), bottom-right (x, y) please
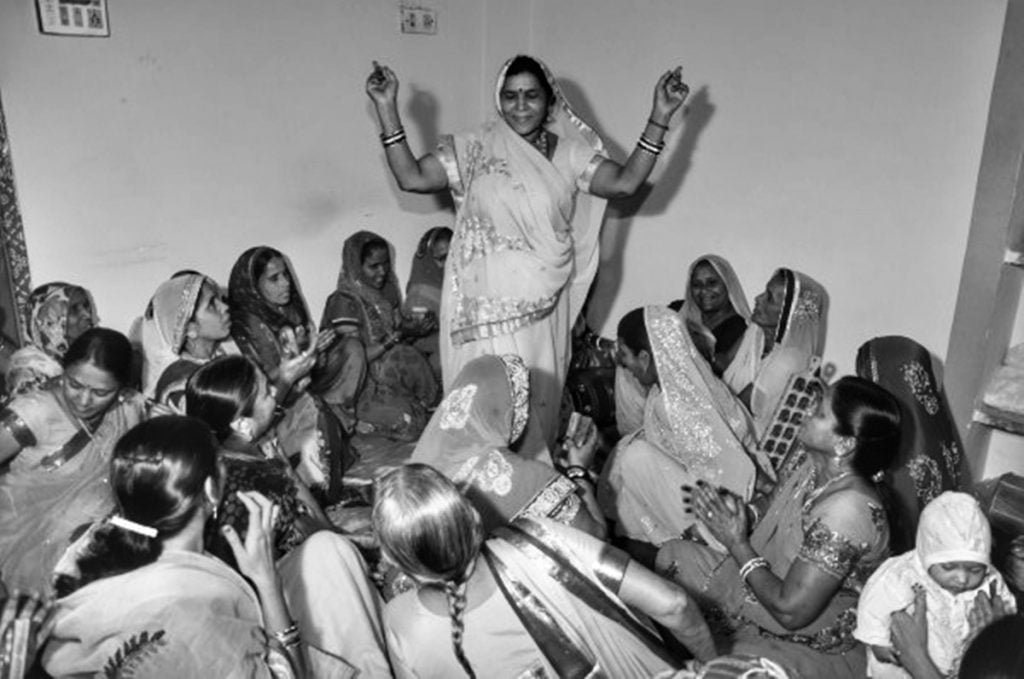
top-left (0, 0), bottom-right (1008, 376)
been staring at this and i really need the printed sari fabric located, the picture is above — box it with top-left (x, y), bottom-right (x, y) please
top-left (5, 282), bottom-right (96, 397)
top-left (43, 550), bottom-right (297, 678)
top-left (228, 247), bottom-right (350, 498)
top-left (411, 354), bottom-right (581, 533)
top-left (599, 305), bottom-right (760, 546)
top-left (856, 336), bottom-right (966, 551)
top-left (658, 454), bottom-right (889, 679)
top-left (0, 385), bottom-right (145, 593)
top-left (320, 230), bottom-right (438, 441)
top-left (434, 54), bottom-right (609, 447)
top-left (678, 254), bottom-right (752, 373)
top-left (384, 516), bottom-right (680, 678)
top-left (723, 268), bottom-right (828, 437)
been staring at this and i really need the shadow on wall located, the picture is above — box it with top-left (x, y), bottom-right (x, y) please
top-left (557, 79), bottom-right (715, 331)
top-left (369, 86), bottom-right (455, 215)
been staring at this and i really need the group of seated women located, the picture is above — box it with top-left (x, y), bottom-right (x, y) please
top-left (1, 244), bottom-right (1021, 679)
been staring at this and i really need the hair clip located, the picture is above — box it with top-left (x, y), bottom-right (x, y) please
top-left (110, 515), bottom-right (158, 538)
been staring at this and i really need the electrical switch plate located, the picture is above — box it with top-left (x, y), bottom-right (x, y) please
top-left (400, 6), bottom-right (437, 35)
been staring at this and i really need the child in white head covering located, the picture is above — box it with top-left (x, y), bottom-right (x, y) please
top-left (854, 491), bottom-right (1017, 678)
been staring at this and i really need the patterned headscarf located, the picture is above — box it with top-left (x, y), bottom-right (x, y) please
top-left (335, 230), bottom-right (403, 311)
top-left (228, 246), bottom-right (310, 333)
top-left (412, 353), bottom-right (531, 473)
top-left (25, 282), bottom-right (96, 360)
top-left (139, 273), bottom-right (209, 397)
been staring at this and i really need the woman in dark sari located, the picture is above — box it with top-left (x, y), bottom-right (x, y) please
top-left (228, 246), bottom-right (352, 501)
top-left (320, 231), bottom-right (439, 441)
top-left (856, 335), bottom-right (966, 551)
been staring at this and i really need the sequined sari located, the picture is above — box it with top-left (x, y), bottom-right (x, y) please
top-left (434, 55), bottom-right (609, 447)
top-left (599, 306), bottom-right (760, 546)
top-left (410, 354), bottom-right (580, 532)
top-left (658, 454), bottom-right (889, 679)
top-left (856, 336), bottom-right (966, 550)
top-left (5, 282), bottom-right (96, 397)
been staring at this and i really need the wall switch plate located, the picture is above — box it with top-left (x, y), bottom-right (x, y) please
top-left (400, 5), bottom-right (437, 35)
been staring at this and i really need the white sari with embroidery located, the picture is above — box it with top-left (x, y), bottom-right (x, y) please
top-left (600, 306), bottom-right (760, 546)
top-left (434, 55), bottom-right (608, 449)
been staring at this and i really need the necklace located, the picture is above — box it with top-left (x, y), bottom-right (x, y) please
top-left (531, 129), bottom-right (549, 158)
top-left (803, 469), bottom-right (855, 511)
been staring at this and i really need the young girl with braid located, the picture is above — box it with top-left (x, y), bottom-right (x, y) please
top-left (373, 464), bottom-right (716, 678)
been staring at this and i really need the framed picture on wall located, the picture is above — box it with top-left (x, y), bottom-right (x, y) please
top-left (36, 0), bottom-right (110, 38)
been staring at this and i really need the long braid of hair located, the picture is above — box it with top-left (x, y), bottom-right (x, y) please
top-left (444, 577), bottom-right (475, 679)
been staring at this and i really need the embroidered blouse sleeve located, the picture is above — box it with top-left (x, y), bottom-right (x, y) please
top-left (797, 491), bottom-right (881, 580)
top-left (4, 390), bottom-right (53, 447)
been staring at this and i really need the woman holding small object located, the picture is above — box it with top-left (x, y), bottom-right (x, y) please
top-left (366, 54), bottom-right (689, 447)
top-left (320, 230), bottom-right (439, 441)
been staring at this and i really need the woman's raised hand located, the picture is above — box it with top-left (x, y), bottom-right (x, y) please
top-left (366, 61), bottom-right (399, 107)
top-left (220, 491), bottom-right (280, 588)
top-left (651, 66), bottom-right (689, 124)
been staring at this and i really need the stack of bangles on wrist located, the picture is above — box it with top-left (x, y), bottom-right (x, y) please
top-left (380, 128), bottom-right (406, 148)
top-left (739, 556), bottom-right (769, 582)
top-left (273, 622), bottom-right (302, 649)
top-left (637, 133), bottom-right (665, 156)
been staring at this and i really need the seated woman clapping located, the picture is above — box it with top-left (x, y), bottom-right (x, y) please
top-left (655, 376), bottom-right (902, 679)
top-left (0, 328), bottom-right (144, 594)
top-left (44, 416), bottom-right (308, 678)
top-left (375, 464), bottom-right (716, 679)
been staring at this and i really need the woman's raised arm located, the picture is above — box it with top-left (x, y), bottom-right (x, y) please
top-left (589, 67), bottom-right (689, 200)
top-left (366, 62), bottom-right (449, 194)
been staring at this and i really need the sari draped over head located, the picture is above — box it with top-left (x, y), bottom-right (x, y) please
top-left (680, 254), bottom-right (751, 356)
top-left (320, 230), bottom-right (438, 440)
top-left (723, 268), bottom-right (828, 435)
top-left (139, 273), bottom-right (220, 400)
top-left (435, 54), bottom-right (610, 446)
top-left (43, 550), bottom-right (297, 678)
top-left (5, 282), bottom-right (96, 396)
top-left (404, 226), bottom-right (451, 316)
top-left (229, 247), bottom-right (312, 379)
top-left (855, 492), bottom-right (1016, 679)
top-left (856, 336), bottom-right (966, 550)
top-left (228, 247), bottom-right (350, 498)
top-left (411, 354), bottom-right (580, 532)
top-left (0, 386), bottom-right (145, 593)
top-left (659, 453), bottom-right (890, 679)
top-left (599, 306), bottom-right (759, 546)
top-left (384, 516), bottom-right (681, 678)
top-left (334, 230), bottom-right (403, 341)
